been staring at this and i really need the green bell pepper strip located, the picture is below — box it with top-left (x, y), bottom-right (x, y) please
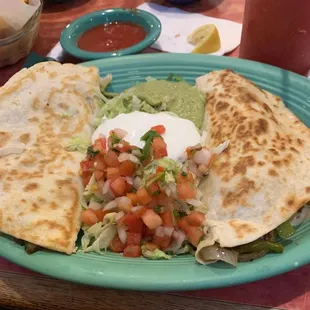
top-left (235, 240), bottom-right (284, 254)
top-left (276, 221), bottom-right (296, 239)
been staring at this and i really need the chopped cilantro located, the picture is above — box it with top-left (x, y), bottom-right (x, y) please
top-left (181, 171), bottom-right (187, 177)
top-left (152, 190), bottom-right (161, 197)
top-left (87, 145), bottom-right (100, 158)
top-left (140, 130), bottom-right (161, 161)
top-left (145, 171), bottom-right (165, 188)
top-left (110, 133), bottom-right (121, 146)
top-left (167, 73), bottom-right (184, 82)
top-left (154, 205), bottom-right (162, 214)
top-left (173, 209), bottom-right (180, 219)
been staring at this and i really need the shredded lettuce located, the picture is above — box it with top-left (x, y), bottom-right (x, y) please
top-left (83, 174), bottom-right (97, 196)
top-left (99, 74), bottom-right (112, 93)
top-left (64, 136), bottom-right (91, 154)
top-left (141, 246), bottom-right (172, 260)
top-left (81, 221), bottom-right (117, 254)
top-left (144, 158), bottom-right (182, 185)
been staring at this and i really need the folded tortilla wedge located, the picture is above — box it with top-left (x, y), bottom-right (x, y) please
top-left (195, 69), bottom-right (310, 263)
top-left (0, 62), bottom-right (103, 254)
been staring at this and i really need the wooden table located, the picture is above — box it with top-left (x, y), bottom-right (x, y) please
top-left (1, 1), bottom-right (309, 310)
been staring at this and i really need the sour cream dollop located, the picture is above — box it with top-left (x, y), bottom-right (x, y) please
top-left (92, 111), bottom-right (201, 161)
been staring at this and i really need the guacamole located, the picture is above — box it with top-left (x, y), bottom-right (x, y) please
top-left (101, 80), bottom-right (206, 129)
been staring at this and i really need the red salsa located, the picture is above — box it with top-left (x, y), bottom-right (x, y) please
top-left (78, 22), bottom-right (147, 53)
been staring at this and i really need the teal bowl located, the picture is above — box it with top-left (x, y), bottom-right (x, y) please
top-left (60, 8), bottom-right (161, 60)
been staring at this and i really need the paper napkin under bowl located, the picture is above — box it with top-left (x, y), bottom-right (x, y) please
top-left (138, 3), bottom-right (242, 56)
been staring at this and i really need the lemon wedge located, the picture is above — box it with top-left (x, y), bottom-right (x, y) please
top-left (187, 24), bottom-right (221, 54)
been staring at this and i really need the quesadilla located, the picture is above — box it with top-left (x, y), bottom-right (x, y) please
top-left (195, 69), bottom-right (310, 264)
top-left (0, 62), bottom-right (104, 254)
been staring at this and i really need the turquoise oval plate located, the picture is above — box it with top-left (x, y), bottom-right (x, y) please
top-left (1, 54), bottom-right (310, 291)
top-left (60, 8), bottom-right (161, 60)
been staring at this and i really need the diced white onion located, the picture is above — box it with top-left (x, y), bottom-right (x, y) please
top-left (155, 226), bottom-right (165, 237)
top-left (131, 206), bottom-right (143, 213)
top-left (186, 199), bottom-right (203, 207)
top-left (88, 201), bottom-right (103, 211)
top-left (102, 180), bottom-right (111, 194)
top-left (212, 140), bottom-right (230, 155)
top-left (124, 176), bottom-right (133, 185)
top-left (133, 176), bottom-right (143, 189)
top-left (115, 211), bottom-right (125, 222)
top-left (196, 189), bottom-right (203, 200)
top-left (115, 196), bottom-right (131, 208)
top-left (166, 230), bottom-right (186, 253)
top-left (113, 128), bottom-right (127, 139)
top-left (103, 200), bottom-right (117, 211)
top-left (193, 148), bottom-right (213, 165)
top-left (117, 227), bottom-right (127, 244)
top-left (118, 153), bottom-right (139, 163)
top-left (132, 149), bottom-right (142, 157)
top-left (163, 227), bottom-right (174, 237)
top-left (188, 160), bottom-right (202, 178)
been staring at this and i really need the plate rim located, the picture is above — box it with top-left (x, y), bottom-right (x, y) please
top-left (1, 53), bottom-right (310, 291)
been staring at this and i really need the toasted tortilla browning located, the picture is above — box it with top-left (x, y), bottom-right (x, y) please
top-left (195, 70), bottom-right (310, 263)
top-left (0, 62), bottom-right (102, 254)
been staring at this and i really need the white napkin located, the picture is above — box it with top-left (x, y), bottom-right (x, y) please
top-left (0, 0), bottom-right (40, 32)
top-left (138, 3), bottom-right (242, 56)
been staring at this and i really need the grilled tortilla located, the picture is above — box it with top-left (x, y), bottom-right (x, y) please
top-left (195, 69), bottom-right (310, 263)
top-left (0, 62), bottom-right (102, 254)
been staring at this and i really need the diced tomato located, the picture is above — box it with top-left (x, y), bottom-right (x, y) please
top-left (143, 226), bottom-right (155, 238)
top-left (82, 175), bottom-right (91, 187)
top-left (156, 166), bottom-right (165, 173)
top-left (141, 209), bottom-right (163, 230)
top-left (109, 235), bottom-right (125, 253)
top-left (144, 242), bottom-right (159, 251)
top-left (123, 245), bottom-right (141, 258)
top-left (178, 217), bottom-right (190, 234)
top-left (126, 193), bottom-right (138, 206)
top-left (186, 226), bottom-right (204, 247)
top-left (110, 176), bottom-right (127, 197)
top-left (132, 206), bottom-right (146, 219)
top-left (126, 232), bottom-right (142, 246)
top-left (125, 182), bottom-right (133, 193)
top-left (152, 235), bottom-right (171, 250)
top-left (120, 214), bottom-right (144, 234)
top-left (186, 211), bottom-right (205, 226)
top-left (176, 180), bottom-right (197, 200)
top-left (146, 182), bottom-right (160, 196)
top-left (80, 209), bottom-right (98, 226)
top-left (156, 192), bottom-right (173, 209)
top-left (94, 155), bottom-right (106, 171)
top-left (151, 125), bottom-right (166, 135)
top-left (161, 211), bottom-right (174, 227)
top-left (94, 170), bottom-right (105, 181)
top-left (115, 140), bottom-right (131, 153)
top-left (104, 150), bottom-right (120, 167)
top-left (94, 209), bottom-right (110, 222)
top-left (93, 136), bottom-right (107, 152)
top-left (106, 167), bottom-right (120, 180)
top-left (80, 159), bottom-right (95, 173)
top-left (119, 160), bottom-right (136, 177)
top-left (152, 137), bottom-right (168, 159)
top-left (136, 187), bottom-right (153, 205)
top-left (146, 198), bottom-right (158, 209)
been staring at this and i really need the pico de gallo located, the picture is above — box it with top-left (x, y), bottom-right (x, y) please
top-left (79, 125), bottom-right (216, 259)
